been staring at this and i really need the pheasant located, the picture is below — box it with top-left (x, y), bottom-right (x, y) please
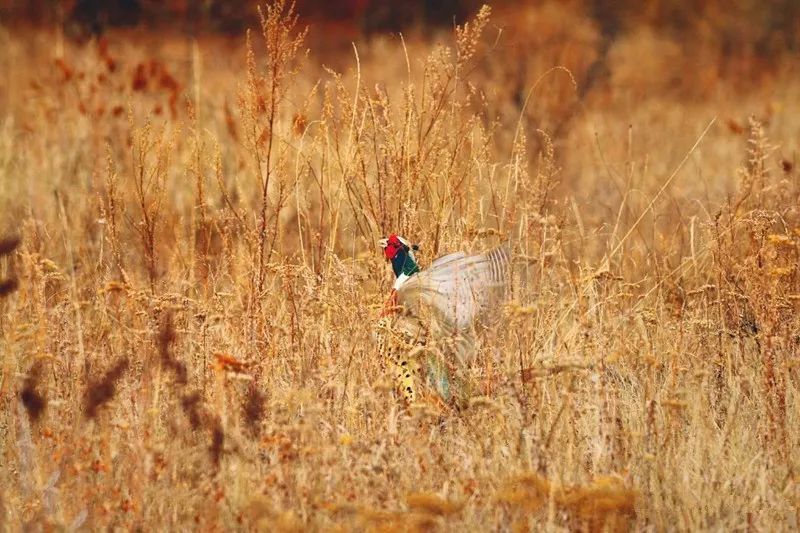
top-left (375, 234), bottom-right (511, 405)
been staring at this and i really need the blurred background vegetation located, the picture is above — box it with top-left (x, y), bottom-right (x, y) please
top-left (2, 0), bottom-right (798, 54)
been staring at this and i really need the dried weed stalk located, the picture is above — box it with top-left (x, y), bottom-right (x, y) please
top-left (240, 0), bottom-right (307, 295)
top-left (158, 311), bottom-right (187, 384)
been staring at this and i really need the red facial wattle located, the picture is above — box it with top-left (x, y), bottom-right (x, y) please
top-left (383, 235), bottom-right (402, 260)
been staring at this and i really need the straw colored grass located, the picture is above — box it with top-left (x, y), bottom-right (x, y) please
top-left (1, 2), bottom-right (799, 530)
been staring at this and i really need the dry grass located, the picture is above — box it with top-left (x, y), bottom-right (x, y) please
top-left (1, 2), bottom-right (800, 530)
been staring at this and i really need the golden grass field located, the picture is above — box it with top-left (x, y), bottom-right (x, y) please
top-left (1, 1), bottom-right (800, 530)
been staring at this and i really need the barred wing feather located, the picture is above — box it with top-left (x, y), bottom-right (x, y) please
top-left (397, 244), bottom-right (510, 333)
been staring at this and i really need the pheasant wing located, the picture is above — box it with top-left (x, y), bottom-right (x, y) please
top-left (397, 244), bottom-right (511, 333)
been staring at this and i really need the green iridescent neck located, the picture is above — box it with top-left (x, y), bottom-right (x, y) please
top-left (391, 248), bottom-right (420, 278)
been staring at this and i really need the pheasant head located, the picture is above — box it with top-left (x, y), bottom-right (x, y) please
top-left (379, 234), bottom-right (420, 284)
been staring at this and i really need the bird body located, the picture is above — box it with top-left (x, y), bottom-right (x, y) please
top-left (376, 235), bottom-right (511, 404)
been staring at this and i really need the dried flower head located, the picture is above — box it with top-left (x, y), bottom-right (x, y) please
top-left (0, 235), bottom-right (20, 256)
top-left (242, 385), bottom-right (267, 436)
top-left (84, 358), bottom-right (129, 419)
top-left (20, 361), bottom-right (47, 422)
top-left (208, 416), bottom-right (225, 468)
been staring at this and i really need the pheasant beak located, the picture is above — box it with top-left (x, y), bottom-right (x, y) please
top-left (378, 237), bottom-right (389, 249)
